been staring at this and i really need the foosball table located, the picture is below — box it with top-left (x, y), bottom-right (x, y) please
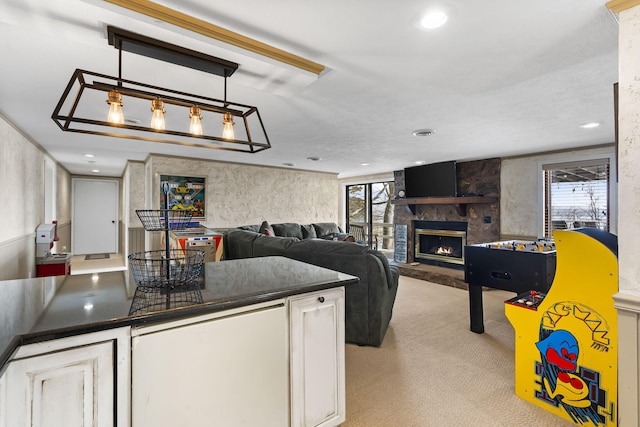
top-left (464, 239), bottom-right (556, 333)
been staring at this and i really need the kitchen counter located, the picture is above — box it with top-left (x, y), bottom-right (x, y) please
top-left (0, 256), bottom-right (359, 371)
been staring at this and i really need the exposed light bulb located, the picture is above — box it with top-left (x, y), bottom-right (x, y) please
top-left (222, 112), bottom-right (235, 140)
top-left (150, 98), bottom-right (166, 130)
top-left (189, 106), bottom-right (203, 135)
top-left (106, 90), bottom-right (124, 124)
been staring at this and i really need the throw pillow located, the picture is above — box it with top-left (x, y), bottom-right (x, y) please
top-left (259, 220), bottom-right (275, 236)
top-left (301, 224), bottom-right (317, 239)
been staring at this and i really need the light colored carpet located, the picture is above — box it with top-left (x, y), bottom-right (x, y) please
top-left (343, 276), bottom-right (574, 427)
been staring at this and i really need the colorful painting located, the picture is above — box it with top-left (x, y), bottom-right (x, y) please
top-left (160, 175), bottom-right (206, 219)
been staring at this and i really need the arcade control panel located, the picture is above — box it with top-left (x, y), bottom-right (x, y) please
top-left (505, 291), bottom-right (547, 311)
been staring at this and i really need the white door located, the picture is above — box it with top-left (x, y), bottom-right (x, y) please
top-left (73, 179), bottom-right (118, 255)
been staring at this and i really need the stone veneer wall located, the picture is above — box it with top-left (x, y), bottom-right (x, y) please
top-left (393, 158), bottom-right (500, 264)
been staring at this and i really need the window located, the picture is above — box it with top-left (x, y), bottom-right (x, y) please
top-left (346, 181), bottom-right (394, 253)
top-left (543, 159), bottom-right (610, 238)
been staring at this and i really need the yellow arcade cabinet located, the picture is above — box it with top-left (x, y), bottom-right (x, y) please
top-left (504, 228), bottom-right (618, 426)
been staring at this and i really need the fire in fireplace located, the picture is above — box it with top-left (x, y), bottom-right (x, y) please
top-left (414, 220), bottom-right (468, 268)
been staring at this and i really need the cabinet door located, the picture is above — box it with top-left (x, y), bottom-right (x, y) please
top-left (290, 287), bottom-right (345, 427)
top-left (4, 341), bottom-right (114, 427)
top-left (131, 303), bottom-right (289, 427)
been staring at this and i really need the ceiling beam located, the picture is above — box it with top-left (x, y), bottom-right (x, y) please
top-left (104, 0), bottom-right (325, 75)
top-left (606, 0), bottom-right (640, 12)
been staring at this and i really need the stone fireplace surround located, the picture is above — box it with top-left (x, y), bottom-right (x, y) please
top-left (392, 158), bottom-right (501, 288)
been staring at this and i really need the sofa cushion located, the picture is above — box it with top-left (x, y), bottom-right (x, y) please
top-left (224, 229), bottom-right (261, 258)
top-left (301, 224), bottom-right (317, 239)
top-left (367, 249), bottom-right (397, 289)
top-left (272, 223), bottom-right (304, 239)
top-left (238, 224), bottom-right (260, 232)
top-left (312, 222), bottom-right (342, 238)
top-left (253, 234), bottom-right (299, 257)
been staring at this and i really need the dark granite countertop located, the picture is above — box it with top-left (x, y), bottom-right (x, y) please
top-left (0, 256), bottom-right (358, 371)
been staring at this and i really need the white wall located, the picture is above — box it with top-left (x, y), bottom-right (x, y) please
top-left (500, 145), bottom-right (616, 239)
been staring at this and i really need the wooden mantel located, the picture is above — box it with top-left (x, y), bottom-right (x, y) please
top-left (391, 196), bottom-right (498, 216)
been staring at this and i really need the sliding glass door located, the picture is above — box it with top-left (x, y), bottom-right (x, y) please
top-left (346, 181), bottom-right (394, 254)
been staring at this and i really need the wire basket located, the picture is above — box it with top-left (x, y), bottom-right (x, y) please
top-left (128, 249), bottom-right (205, 288)
top-left (135, 209), bottom-right (194, 231)
top-left (128, 249), bottom-right (205, 315)
top-left (128, 281), bottom-right (204, 316)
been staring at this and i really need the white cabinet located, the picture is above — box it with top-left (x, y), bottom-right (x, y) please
top-left (0, 286), bottom-right (347, 427)
top-left (290, 288), bottom-right (345, 427)
top-left (0, 328), bottom-right (130, 427)
top-left (131, 301), bottom-right (289, 427)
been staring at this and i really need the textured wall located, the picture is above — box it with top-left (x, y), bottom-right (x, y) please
top-left (0, 116), bottom-right (44, 243)
top-left (144, 155), bottom-right (340, 229)
top-left (0, 114), bottom-right (71, 278)
top-left (500, 145), bottom-right (615, 239)
top-left (618, 5), bottom-right (640, 293)
top-left (125, 161), bottom-right (146, 225)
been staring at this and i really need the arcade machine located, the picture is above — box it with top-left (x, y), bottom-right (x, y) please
top-left (504, 228), bottom-right (618, 426)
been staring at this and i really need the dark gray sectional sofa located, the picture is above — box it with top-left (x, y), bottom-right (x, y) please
top-left (223, 222), bottom-right (399, 347)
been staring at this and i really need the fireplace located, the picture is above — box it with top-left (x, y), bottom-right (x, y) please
top-left (414, 220), bottom-right (468, 268)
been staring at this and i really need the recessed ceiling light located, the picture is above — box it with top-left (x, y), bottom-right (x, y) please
top-left (84, 154), bottom-right (94, 158)
top-left (91, 169), bottom-right (100, 173)
top-left (579, 122), bottom-right (601, 129)
top-left (282, 162), bottom-right (295, 167)
top-left (412, 129), bottom-right (436, 136)
top-left (420, 11), bottom-right (448, 29)
top-left (307, 156), bottom-right (321, 161)
top-left (360, 162), bottom-right (370, 166)
top-left (414, 5), bottom-right (456, 31)
top-left (415, 161), bottom-right (426, 165)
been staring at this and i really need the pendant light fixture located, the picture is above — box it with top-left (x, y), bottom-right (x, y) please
top-left (221, 76), bottom-right (234, 140)
top-left (189, 105), bottom-right (203, 135)
top-left (106, 89), bottom-right (124, 124)
top-left (222, 112), bottom-right (235, 140)
top-left (150, 98), bottom-right (166, 130)
top-left (52, 26), bottom-right (272, 153)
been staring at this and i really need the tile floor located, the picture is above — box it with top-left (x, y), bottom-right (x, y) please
top-left (70, 253), bottom-right (127, 275)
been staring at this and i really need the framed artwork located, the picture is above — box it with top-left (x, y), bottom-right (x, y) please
top-left (160, 175), bottom-right (206, 219)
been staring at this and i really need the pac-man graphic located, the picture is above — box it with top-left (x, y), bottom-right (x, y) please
top-left (536, 330), bottom-right (579, 371)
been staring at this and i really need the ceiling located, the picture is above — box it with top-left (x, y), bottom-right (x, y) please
top-left (0, 0), bottom-right (619, 179)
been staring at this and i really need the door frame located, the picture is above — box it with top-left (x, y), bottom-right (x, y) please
top-left (72, 178), bottom-right (120, 255)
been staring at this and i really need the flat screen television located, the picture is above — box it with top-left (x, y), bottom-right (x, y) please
top-left (404, 161), bottom-right (457, 198)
